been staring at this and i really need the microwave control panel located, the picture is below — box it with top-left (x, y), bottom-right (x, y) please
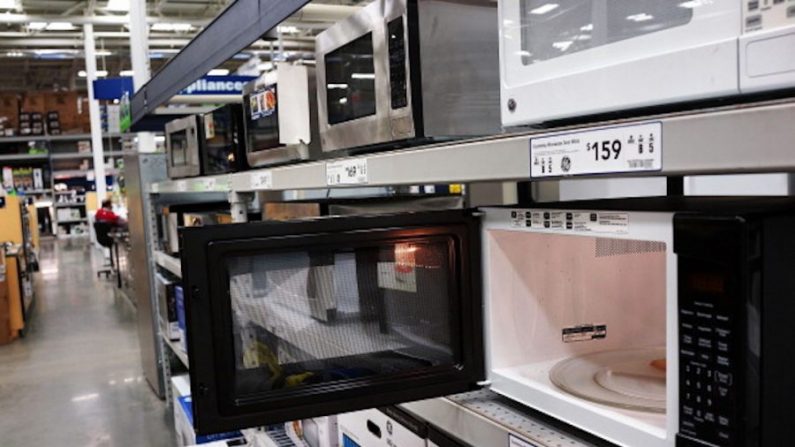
top-left (678, 259), bottom-right (740, 446)
top-left (744, 0), bottom-right (795, 33)
top-left (388, 17), bottom-right (408, 110)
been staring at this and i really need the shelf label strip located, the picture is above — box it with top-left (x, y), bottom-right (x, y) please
top-left (326, 158), bottom-right (369, 186)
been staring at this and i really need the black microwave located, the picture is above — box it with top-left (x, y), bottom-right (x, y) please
top-left (179, 199), bottom-right (795, 446)
top-left (165, 104), bottom-right (248, 179)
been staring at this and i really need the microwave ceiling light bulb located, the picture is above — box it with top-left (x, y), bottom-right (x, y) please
top-left (530, 3), bottom-right (559, 15)
top-left (626, 13), bottom-right (654, 22)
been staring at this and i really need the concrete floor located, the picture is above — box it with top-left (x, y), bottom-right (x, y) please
top-left (0, 238), bottom-right (175, 446)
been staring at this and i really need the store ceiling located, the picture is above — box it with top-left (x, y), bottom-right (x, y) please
top-left (0, 0), bottom-right (368, 91)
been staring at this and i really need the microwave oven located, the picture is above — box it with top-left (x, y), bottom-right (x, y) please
top-left (178, 199), bottom-right (795, 446)
top-left (315, 0), bottom-right (501, 153)
top-left (242, 63), bottom-right (322, 167)
top-left (500, 1), bottom-right (795, 126)
top-left (165, 104), bottom-right (247, 179)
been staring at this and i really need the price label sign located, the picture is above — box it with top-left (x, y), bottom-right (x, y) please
top-left (250, 171), bottom-right (273, 190)
top-left (326, 158), bottom-right (368, 186)
top-left (530, 122), bottom-right (662, 178)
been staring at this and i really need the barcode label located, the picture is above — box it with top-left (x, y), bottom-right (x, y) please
top-left (250, 171), bottom-right (273, 190)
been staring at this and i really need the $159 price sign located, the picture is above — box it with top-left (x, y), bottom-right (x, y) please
top-left (530, 122), bottom-right (662, 178)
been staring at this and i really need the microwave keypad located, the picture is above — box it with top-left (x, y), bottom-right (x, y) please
top-left (388, 17), bottom-right (408, 110)
top-left (680, 297), bottom-right (736, 445)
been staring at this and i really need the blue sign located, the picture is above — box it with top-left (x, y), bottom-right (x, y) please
top-left (179, 75), bottom-right (257, 95)
top-left (93, 77), bottom-right (134, 100)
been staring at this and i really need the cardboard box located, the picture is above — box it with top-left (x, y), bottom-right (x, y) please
top-left (174, 395), bottom-right (242, 446)
top-left (287, 416), bottom-right (338, 447)
top-left (339, 408), bottom-right (427, 447)
top-left (21, 93), bottom-right (46, 114)
top-left (0, 93), bottom-right (19, 130)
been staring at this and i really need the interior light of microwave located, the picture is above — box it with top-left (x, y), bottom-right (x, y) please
top-left (530, 3), bottom-right (559, 15)
top-left (626, 13), bottom-right (654, 22)
top-left (552, 40), bottom-right (573, 51)
top-left (351, 73), bottom-right (376, 80)
top-left (580, 23), bottom-right (594, 31)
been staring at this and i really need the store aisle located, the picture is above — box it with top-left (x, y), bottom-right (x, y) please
top-left (0, 239), bottom-right (174, 446)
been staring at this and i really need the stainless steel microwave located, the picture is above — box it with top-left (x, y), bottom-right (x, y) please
top-left (500, 1), bottom-right (795, 126)
top-left (165, 104), bottom-right (248, 179)
top-left (179, 199), bottom-right (795, 446)
top-left (315, 0), bottom-right (502, 153)
top-left (242, 63), bottom-right (322, 167)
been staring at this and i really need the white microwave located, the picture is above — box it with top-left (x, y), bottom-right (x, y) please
top-left (500, 0), bottom-right (795, 126)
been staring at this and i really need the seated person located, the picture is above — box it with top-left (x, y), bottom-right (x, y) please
top-left (95, 199), bottom-right (126, 227)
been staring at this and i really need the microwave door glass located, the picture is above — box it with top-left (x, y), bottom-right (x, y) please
top-left (227, 241), bottom-right (457, 398)
top-left (246, 85), bottom-right (282, 153)
top-left (520, 0), bottom-right (693, 66)
top-left (170, 130), bottom-right (189, 166)
top-left (325, 32), bottom-right (377, 125)
top-left (204, 112), bottom-right (235, 172)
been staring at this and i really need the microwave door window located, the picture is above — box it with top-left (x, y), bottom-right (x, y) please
top-left (170, 130), bottom-right (189, 166)
top-left (325, 32), bottom-right (377, 125)
top-left (226, 242), bottom-right (456, 399)
top-left (520, 0), bottom-right (693, 66)
top-left (246, 86), bottom-right (282, 152)
top-left (204, 112), bottom-right (235, 172)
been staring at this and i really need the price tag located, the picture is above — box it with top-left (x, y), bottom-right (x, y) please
top-left (326, 158), bottom-right (368, 186)
top-left (530, 122), bottom-right (662, 178)
top-left (250, 171), bottom-right (273, 190)
top-left (176, 180), bottom-right (187, 192)
top-left (202, 178), bottom-right (217, 191)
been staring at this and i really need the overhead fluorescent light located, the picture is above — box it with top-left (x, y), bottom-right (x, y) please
top-left (105, 0), bottom-right (129, 11)
top-left (207, 68), bottom-right (229, 76)
top-left (5, 51), bottom-right (23, 57)
top-left (327, 84), bottom-right (349, 89)
top-left (151, 22), bottom-right (194, 32)
top-left (78, 70), bottom-right (108, 78)
top-left (351, 73), bottom-right (375, 80)
top-left (28, 22), bottom-right (47, 30)
top-left (96, 50), bottom-right (113, 56)
top-left (339, 98), bottom-right (348, 104)
top-left (530, 3), bottom-right (559, 15)
top-left (626, 13), bottom-right (654, 22)
top-left (0, 0), bottom-right (20, 10)
top-left (46, 22), bottom-right (76, 31)
top-left (119, 70), bottom-right (134, 76)
top-left (277, 25), bottom-right (299, 34)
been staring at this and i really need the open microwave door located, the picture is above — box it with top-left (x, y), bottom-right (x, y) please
top-left (181, 210), bottom-right (483, 434)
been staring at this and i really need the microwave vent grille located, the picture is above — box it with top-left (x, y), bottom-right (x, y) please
top-left (595, 239), bottom-right (666, 258)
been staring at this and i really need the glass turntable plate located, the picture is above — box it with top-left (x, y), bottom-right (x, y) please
top-left (549, 347), bottom-right (666, 413)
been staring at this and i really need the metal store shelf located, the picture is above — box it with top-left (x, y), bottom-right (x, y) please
top-left (57, 218), bottom-right (87, 224)
top-left (0, 153), bottom-right (49, 162)
top-left (54, 202), bottom-right (86, 208)
top-left (150, 100), bottom-right (795, 194)
top-left (402, 390), bottom-right (602, 447)
top-left (154, 250), bottom-right (182, 278)
top-left (161, 334), bottom-right (189, 369)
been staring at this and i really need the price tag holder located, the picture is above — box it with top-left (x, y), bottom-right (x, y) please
top-left (530, 122), bottom-right (662, 178)
top-left (326, 158), bottom-right (368, 186)
top-left (250, 171), bottom-right (273, 190)
top-left (176, 180), bottom-right (188, 192)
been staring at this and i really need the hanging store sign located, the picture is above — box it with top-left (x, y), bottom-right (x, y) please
top-left (180, 76), bottom-right (257, 95)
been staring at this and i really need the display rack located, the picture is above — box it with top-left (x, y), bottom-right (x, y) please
top-left (150, 99), bottom-right (795, 195)
top-left (153, 250), bottom-right (182, 278)
top-left (161, 334), bottom-right (189, 369)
